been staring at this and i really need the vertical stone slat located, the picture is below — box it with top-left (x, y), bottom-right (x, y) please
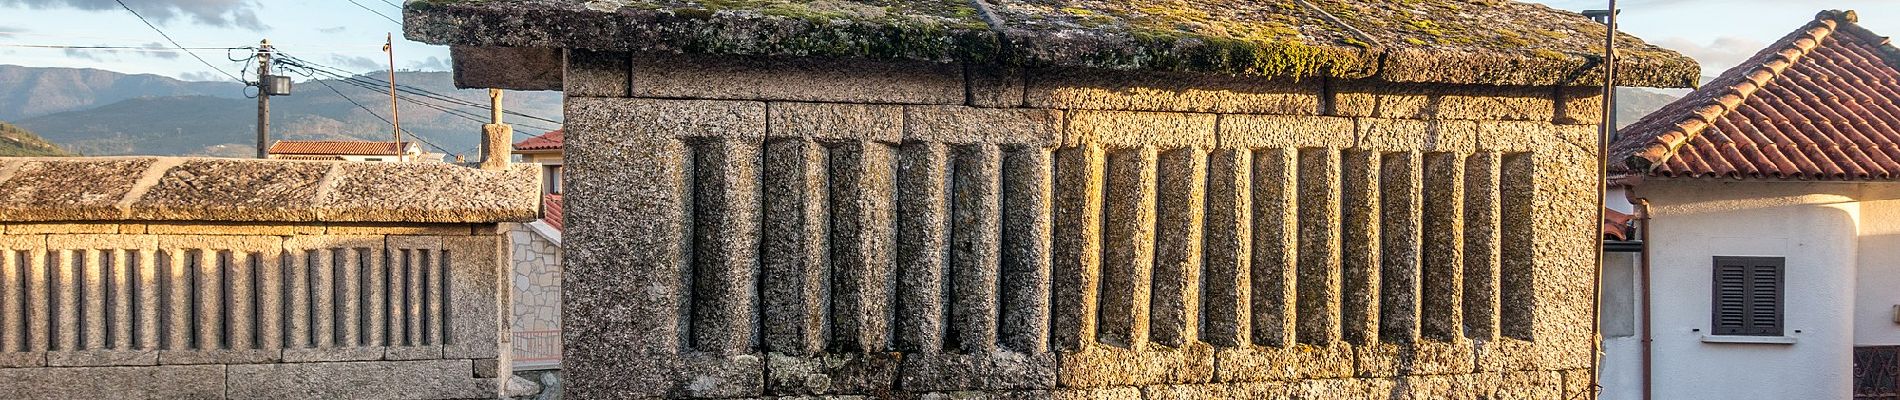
top-left (1379, 151), bottom-right (1424, 343)
top-left (194, 249), bottom-right (221, 349)
top-left (136, 249), bottom-right (158, 350)
top-left (385, 250), bottom-right (407, 347)
top-left (82, 249), bottom-right (105, 349)
top-left (164, 250), bottom-right (190, 351)
top-left (255, 250), bottom-right (281, 351)
top-left (999, 147), bottom-right (1053, 353)
top-left (366, 248), bottom-right (387, 347)
top-left (109, 249), bottom-right (132, 349)
top-left (950, 143), bottom-right (1003, 353)
top-left (337, 249), bottom-right (361, 347)
top-left (829, 141), bottom-right (897, 353)
top-left (894, 142), bottom-right (950, 353)
top-left (1, 250), bottom-right (20, 351)
top-left (760, 139), bottom-right (828, 356)
top-left (24, 249), bottom-right (48, 353)
top-left (1151, 148), bottom-right (1206, 348)
top-left (1464, 152), bottom-right (1503, 341)
top-left (1098, 146), bottom-right (1158, 349)
top-left (1500, 153), bottom-right (1537, 340)
top-left (314, 248), bottom-right (336, 348)
top-left (406, 248), bottom-right (424, 347)
top-left (1296, 148), bottom-right (1342, 346)
top-left (287, 250), bottom-right (311, 349)
top-left (54, 251), bottom-right (80, 351)
top-left (1250, 148), bottom-right (1298, 348)
top-left (1421, 152), bottom-right (1466, 341)
top-left (423, 250), bottom-right (442, 346)
top-left (1339, 150), bottom-right (1381, 345)
top-left (1051, 144), bottom-right (1105, 351)
top-left (691, 138), bottom-right (761, 355)
top-left (227, 251), bottom-right (254, 350)
top-left (1203, 148), bottom-right (1252, 348)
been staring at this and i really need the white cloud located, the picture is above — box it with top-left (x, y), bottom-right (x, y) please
top-left (0, 0), bottom-right (265, 30)
top-left (1652, 36), bottom-right (1768, 76)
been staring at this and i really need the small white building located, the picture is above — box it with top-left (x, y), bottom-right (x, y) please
top-left (1600, 10), bottom-right (1900, 400)
top-left (265, 140), bottom-right (443, 162)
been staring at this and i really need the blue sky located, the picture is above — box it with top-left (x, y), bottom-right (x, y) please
top-left (2, 0), bottom-right (1899, 82)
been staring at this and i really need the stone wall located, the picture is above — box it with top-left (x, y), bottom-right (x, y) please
top-left (0, 157), bottom-right (536, 399)
top-left (563, 51), bottom-right (1603, 398)
top-left (509, 222), bottom-right (562, 369)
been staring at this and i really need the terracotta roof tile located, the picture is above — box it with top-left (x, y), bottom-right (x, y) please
top-left (514, 129), bottom-right (563, 152)
top-left (541, 193), bottom-right (562, 232)
top-left (1612, 10), bottom-right (1900, 181)
top-left (1604, 208), bottom-right (1636, 241)
top-left (267, 140), bottom-right (411, 156)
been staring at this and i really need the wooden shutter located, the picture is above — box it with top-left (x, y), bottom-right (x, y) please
top-left (1711, 256), bottom-right (1784, 336)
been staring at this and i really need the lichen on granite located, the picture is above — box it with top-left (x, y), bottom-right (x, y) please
top-left (405, 0), bottom-right (1700, 87)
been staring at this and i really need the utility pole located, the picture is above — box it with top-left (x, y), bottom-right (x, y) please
top-left (384, 33), bottom-right (403, 162)
top-left (255, 39), bottom-right (271, 159)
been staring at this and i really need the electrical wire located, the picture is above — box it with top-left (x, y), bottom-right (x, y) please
top-left (347, 0), bottom-right (403, 25)
top-left (111, 0), bottom-right (248, 83)
top-left (0, 44), bottom-right (249, 51)
top-left (306, 76), bottom-right (456, 155)
top-left (275, 54), bottom-right (564, 136)
top-left (278, 52), bottom-right (565, 126)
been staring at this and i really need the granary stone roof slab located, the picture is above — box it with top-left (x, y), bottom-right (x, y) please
top-left (403, 0), bottom-right (1699, 87)
top-left (0, 157), bottom-right (541, 224)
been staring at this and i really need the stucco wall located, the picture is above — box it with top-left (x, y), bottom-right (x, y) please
top-left (1629, 181), bottom-right (1859, 400)
top-left (1856, 184), bottom-right (1900, 346)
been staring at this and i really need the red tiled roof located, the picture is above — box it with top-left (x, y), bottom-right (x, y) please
top-left (1611, 10), bottom-right (1900, 181)
top-left (514, 129), bottom-right (563, 152)
top-left (1604, 208), bottom-right (1636, 241)
top-left (267, 140), bottom-right (410, 156)
top-left (541, 194), bottom-right (562, 232)
top-left (272, 155), bottom-right (346, 161)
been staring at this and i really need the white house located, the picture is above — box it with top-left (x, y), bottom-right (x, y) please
top-left (1600, 10), bottom-right (1900, 400)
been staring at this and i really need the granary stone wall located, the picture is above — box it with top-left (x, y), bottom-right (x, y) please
top-left (563, 51), bottom-right (1604, 399)
top-left (0, 157), bottom-right (539, 399)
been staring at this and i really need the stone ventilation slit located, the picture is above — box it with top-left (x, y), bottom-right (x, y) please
top-left (688, 138), bottom-right (763, 355)
top-left (758, 138), bottom-right (832, 357)
top-left (439, 249), bottom-right (453, 346)
top-left (3, 250), bottom-right (21, 352)
top-left (1500, 152), bottom-right (1537, 341)
top-left (825, 141), bottom-right (897, 354)
top-left (1150, 147), bottom-right (1205, 348)
top-left (1463, 152), bottom-right (1503, 341)
top-left (894, 141), bottom-right (950, 354)
top-left (949, 143), bottom-right (1003, 353)
top-left (997, 146), bottom-right (1052, 354)
top-left (1295, 147), bottom-right (1342, 346)
top-left (1201, 148), bottom-right (1252, 349)
top-left (1248, 147), bottom-right (1297, 349)
top-left (1097, 146), bottom-right (1157, 349)
top-left (1049, 145), bottom-right (1104, 352)
top-left (1377, 151), bottom-right (1423, 344)
top-left (1420, 152), bottom-right (1466, 342)
top-left (1338, 149), bottom-right (1381, 346)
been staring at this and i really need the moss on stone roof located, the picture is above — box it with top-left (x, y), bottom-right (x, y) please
top-left (405, 0), bottom-right (1698, 87)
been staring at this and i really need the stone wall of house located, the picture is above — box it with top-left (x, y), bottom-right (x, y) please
top-left (562, 51), bottom-right (1604, 398)
top-left (509, 222), bottom-right (562, 369)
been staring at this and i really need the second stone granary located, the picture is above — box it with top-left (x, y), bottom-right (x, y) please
top-left (408, 0), bottom-right (1699, 397)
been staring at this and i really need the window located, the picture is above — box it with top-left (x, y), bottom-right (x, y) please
top-left (364, 157), bottom-right (383, 162)
top-left (1711, 256), bottom-right (1784, 336)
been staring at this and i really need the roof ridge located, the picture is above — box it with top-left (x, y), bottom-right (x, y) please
top-left (1611, 11), bottom-right (1849, 172)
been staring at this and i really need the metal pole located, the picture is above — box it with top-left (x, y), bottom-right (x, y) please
top-left (384, 33), bottom-right (403, 162)
top-left (1591, 1), bottom-right (1618, 399)
top-left (255, 39), bottom-right (270, 159)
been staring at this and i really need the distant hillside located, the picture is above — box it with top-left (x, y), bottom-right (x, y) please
top-left (1616, 87), bottom-right (1685, 128)
top-left (0, 65), bottom-right (244, 121)
top-left (0, 121), bottom-right (75, 157)
top-left (11, 70), bottom-right (563, 158)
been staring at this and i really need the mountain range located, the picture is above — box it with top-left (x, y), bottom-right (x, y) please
top-left (0, 65), bottom-right (564, 158)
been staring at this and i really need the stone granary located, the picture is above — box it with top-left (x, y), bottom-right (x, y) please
top-left (408, 0), bottom-right (1699, 398)
top-left (0, 158), bottom-right (539, 399)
